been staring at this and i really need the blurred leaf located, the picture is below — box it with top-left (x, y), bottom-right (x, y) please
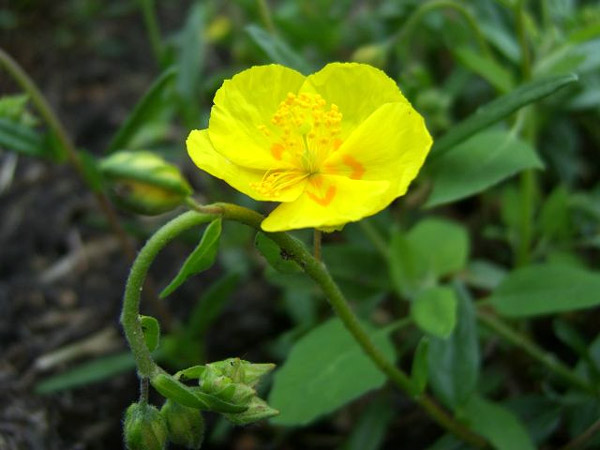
top-left (268, 318), bottom-right (395, 426)
top-left (0, 117), bottom-right (47, 159)
top-left (187, 273), bottom-right (239, 337)
top-left (428, 283), bottom-right (479, 410)
top-left (389, 230), bottom-right (431, 298)
top-left (411, 286), bottom-right (457, 338)
top-left (490, 264), bottom-right (600, 317)
top-left (453, 46), bottom-right (515, 93)
top-left (36, 352), bottom-right (136, 393)
top-left (245, 24), bottom-right (313, 74)
top-left (432, 74), bottom-right (578, 157)
top-left (505, 396), bottom-right (562, 445)
top-left (408, 218), bottom-right (470, 277)
top-left (463, 396), bottom-right (535, 450)
top-left (426, 130), bottom-right (543, 207)
top-left (553, 320), bottom-right (600, 382)
top-left (341, 396), bottom-right (395, 450)
top-left (140, 315), bottom-right (160, 351)
top-left (464, 260), bottom-right (507, 291)
top-left (255, 232), bottom-right (301, 274)
top-left (411, 337), bottom-right (429, 395)
top-left (107, 68), bottom-right (177, 153)
top-left (79, 150), bottom-right (104, 193)
top-left (160, 219), bottom-right (222, 298)
top-left (539, 186), bottom-right (572, 241)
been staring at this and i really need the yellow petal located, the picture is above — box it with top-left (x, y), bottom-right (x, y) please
top-left (260, 175), bottom-right (390, 231)
top-left (209, 65), bottom-right (306, 169)
top-left (187, 130), bottom-right (306, 202)
top-left (300, 62), bottom-right (409, 139)
top-left (323, 102), bottom-right (432, 204)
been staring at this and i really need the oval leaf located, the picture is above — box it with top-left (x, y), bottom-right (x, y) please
top-left (268, 318), bottom-right (395, 426)
top-left (140, 315), bottom-right (160, 351)
top-left (426, 130), bottom-right (543, 207)
top-left (411, 286), bottom-right (457, 338)
top-left (160, 219), bottom-right (222, 298)
top-left (490, 264), bottom-right (600, 317)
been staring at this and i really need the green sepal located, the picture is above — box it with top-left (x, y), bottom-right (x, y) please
top-left (140, 315), bottom-right (160, 352)
top-left (160, 400), bottom-right (205, 450)
top-left (123, 402), bottom-right (168, 450)
top-left (224, 396), bottom-right (279, 425)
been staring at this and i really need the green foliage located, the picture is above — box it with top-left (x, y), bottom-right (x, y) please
top-left (160, 219), bottom-right (222, 298)
top-left (411, 286), bottom-right (457, 338)
top-left (140, 315), bottom-right (160, 352)
top-left (268, 318), bottom-right (395, 425)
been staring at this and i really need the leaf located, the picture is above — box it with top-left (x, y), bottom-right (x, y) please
top-left (341, 396), bottom-right (395, 450)
top-left (411, 286), bottom-right (457, 338)
top-left (140, 315), bottom-right (160, 351)
top-left (0, 117), bottom-right (47, 159)
top-left (268, 318), bottom-right (395, 426)
top-left (79, 150), bottom-right (104, 193)
top-left (453, 46), bottom-right (515, 93)
top-left (176, 2), bottom-right (205, 99)
top-left (106, 68), bottom-right (177, 153)
top-left (490, 264), bottom-right (600, 317)
top-left (408, 218), bottom-right (470, 277)
top-left (428, 283), bottom-right (480, 410)
top-left (187, 273), bottom-right (239, 336)
top-left (388, 230), bottom-right (431, 298)
top-left (426, 130), bottom-right (543, 207)
top-left (411, 337), bottom-right (429, 395)
top-left (255, 232), bottom-right (301, 274)
top-left (463, 396), bottom-right (535, 450)
top-left (35, 352), bottom-right (136, 393)
top-left (160, 219), bottom-right (222, 298)
top-left (432, 74), bottom-right (578, 157)
top-left (245, 24), bottom-right (313, 74)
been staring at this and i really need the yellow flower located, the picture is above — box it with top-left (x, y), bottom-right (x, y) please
top-left (187, 63), bottom-right (432, 231)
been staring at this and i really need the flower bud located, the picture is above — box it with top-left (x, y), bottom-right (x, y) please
top-left (224, 397), bottom-right (279, 425)
top-left (206, 358), bottom-right (275, 387)
top-left (200, 365), bottom-right (255, 407)
top-left (351, 43), bottom-right (388, 68)
top-left (100, 150), bottom-right (192, 215)
top-left (123, 402), bottom-right (168, 450)
top-left (160, 400), bottom-right (205, 449)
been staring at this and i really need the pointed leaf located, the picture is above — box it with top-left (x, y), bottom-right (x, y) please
top-left (411, 337), bottom-right (430, 395)
top-left (426, 130), bottom-right (543, 207)
top-left (432, 74), bottom-right (578, 157)
top-left (268, 318), bottom-right (395, 426)
top-left (160, 219), bottom-right (222, 298)
top-left (0, 118), bottom-right (47, 159)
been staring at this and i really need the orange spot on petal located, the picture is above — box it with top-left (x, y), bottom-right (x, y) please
top-left (307, 184), bottom-right (336, 206)
top-left (342, 155), bottom-right (365, 180)
top-left (271, 143), bottom-right (284, 160)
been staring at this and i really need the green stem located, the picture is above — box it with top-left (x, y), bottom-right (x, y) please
top-left (186, 200), bottom-right (488, 448)
top-left (477, 310), bottom-right (598, 396)
top-left (0, 47), bottom-right (135, 261)
top-left (394, 0), bottom-right (494, 59)
top-left (120, 211), bottom-right (213, 378)
top-left (257, 0), bottom-right (276, 34)
top-left (138, 0), bottom-right (164, 65)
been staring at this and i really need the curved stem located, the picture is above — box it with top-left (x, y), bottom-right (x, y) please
top-left (185, 200), bottom-right (488, 448)
top-left (394, 0), bottom-right (494, 59)
top-left (120, 211), bottom-right (214, 378)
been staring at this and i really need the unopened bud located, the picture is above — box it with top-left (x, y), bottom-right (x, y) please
top-left (161, 400), bottom-right (205, 449)
top-left (351, 43), bottom-right (388, 68)
top-left (100, 150), bottom-right (192, 215)
top-left (200, 365), bottom-right (255, 407)
top-left (123, 402), bottom-right (168, 450)
top-left (224, 397), bottom-right (279, 425)
top-left (206, 358), bottom-right (275, 388)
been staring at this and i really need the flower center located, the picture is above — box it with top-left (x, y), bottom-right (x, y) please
top-left (253, 93), bottom-right (343, 197)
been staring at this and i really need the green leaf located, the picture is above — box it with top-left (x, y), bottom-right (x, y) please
top-left (245, 24), bottom-right (313, 74)
top-left (490, 264), bottom-right (600, 317)
top-left (36, 352), bottom-right (136, 393)
top-left (539, 186), bottom-right (572, 241)
top-left (151, 373), bottom-right (246, 414)
top-left (389, 230), bottom-right (431, 298)
top-left (255, 232), bottom-right (301, 274)
top-left (428, 284), bottom-right (479, 410)
top-left (0, 117), bottom-right (47, 158)
top-left (160, 219), bottom-right (222, 298)
top-left (411, 286), bottom-right (457, 338)
top-left (432, 74), bottom-right (578, 157)
top-left (176, 2), bottom-right (205, 99)
top-left (408, 218), bottom-right (470, 277)
top-left (140, 315), bottom-right (160, 351)
top-left (79, 150), bottom-right (104, 193)
top-left (453, 46), bottom-right (515, 93)
top-left (426, 130), bottom-right (543, 207)
top-left (463, 396), bottom-right (535, 450)
top-left (107, 68), bottom-right (177, 153)
top-left (341, 396), bottom-right (395, 450)
top-left (411, 337), bottom-right (429, 395)
top-left (268, 318), bottom-right (395, 426)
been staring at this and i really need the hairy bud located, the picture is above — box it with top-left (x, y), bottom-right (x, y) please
top-left (123, 402), bottom-right (168, 450)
